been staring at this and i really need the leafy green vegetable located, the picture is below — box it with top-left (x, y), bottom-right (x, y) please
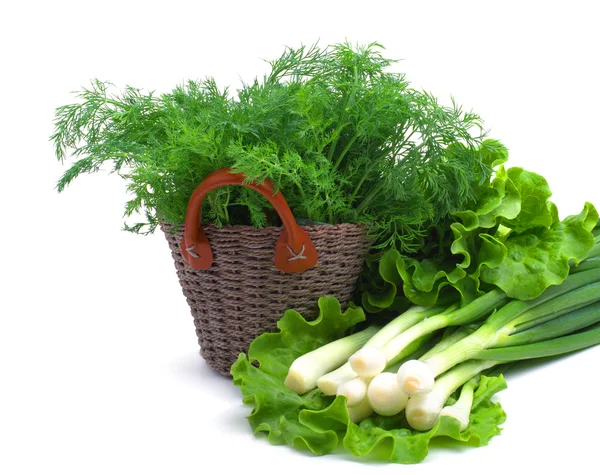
top-left (231, 295), bottom-right (507, 464)
top-left (231, 296), bottom-right (364, 451)
top-left (479, 202), bottom-right (597, 299)
top-left (364, 154), bottom-right (598, 308)
top-left (52, 42), bottom-right (492, 252)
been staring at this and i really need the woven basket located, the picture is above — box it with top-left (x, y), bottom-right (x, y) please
top-left (162, 169), bottom-right (370, 375)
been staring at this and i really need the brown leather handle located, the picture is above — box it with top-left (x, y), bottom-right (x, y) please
top-left (180, 168), bottom-right (318, 273)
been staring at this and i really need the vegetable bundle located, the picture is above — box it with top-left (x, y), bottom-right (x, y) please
top-left (231, 297), bottom-right (509, 463)
top-left (289, 262), bottom-right (600, 427)
top-left (232, 255), bottom-right (600, 463)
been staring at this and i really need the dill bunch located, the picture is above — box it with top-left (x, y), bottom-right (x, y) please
top-left (51, 41), bottom-right (493, 252)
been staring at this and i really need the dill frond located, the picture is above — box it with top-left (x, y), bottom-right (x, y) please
top-left (51, 42), bottom-right (492, 253)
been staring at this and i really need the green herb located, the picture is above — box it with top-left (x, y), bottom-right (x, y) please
top-left (51, 42), bottom-right (490, 252)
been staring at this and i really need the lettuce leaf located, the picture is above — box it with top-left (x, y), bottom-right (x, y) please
top-left (361, 251), bottom-right (411, 314)
top-left (231, 296), bottom-right (364, 452)
top-left (364, 161), bottom-right (598, 310)
top-left (479, 202), bottom-right (598, 299)
top-left (231, 296), bottom-right (507, 463)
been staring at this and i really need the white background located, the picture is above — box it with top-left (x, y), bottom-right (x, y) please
top-left (1, 1), bottom-right (599, 473)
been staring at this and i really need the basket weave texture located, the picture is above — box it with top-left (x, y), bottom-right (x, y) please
top-left (161, 222), bottom-right (370, 375)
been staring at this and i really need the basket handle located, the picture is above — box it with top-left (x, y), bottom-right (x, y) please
top-left (180, 168), bottom-right (318, 273)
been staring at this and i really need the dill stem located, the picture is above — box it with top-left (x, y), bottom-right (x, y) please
top-left (333, 133), bottom-right (359, 170)
top-left (327, 65), bottom-right (359, 164)
top-left (289, 176), bottom-right (306, 199)
top-left (355, 178), bottom-right (386, 215)
top-left (350, 171), bottom-right (369, 201)
top-left (224, 187), bottom-right (231, 224)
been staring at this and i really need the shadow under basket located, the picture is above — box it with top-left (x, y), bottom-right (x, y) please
top-left (161, 222), bottom-right (370, 375)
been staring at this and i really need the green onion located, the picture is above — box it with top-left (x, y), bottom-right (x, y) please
top-left (439, 377), bottom-right (479, 431)
top-left (285, 325), bottom-right (380, 395)
top-left (475, 322), bottom-right (600, 361)
top-left (350, 291), bottom-right (506, 378)
top-left (405, 360), bottom-right (498, 431)
top-left (401, 269), bottom-right (600, 395)
top-left (317, 306), bottom-right (443, 395)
